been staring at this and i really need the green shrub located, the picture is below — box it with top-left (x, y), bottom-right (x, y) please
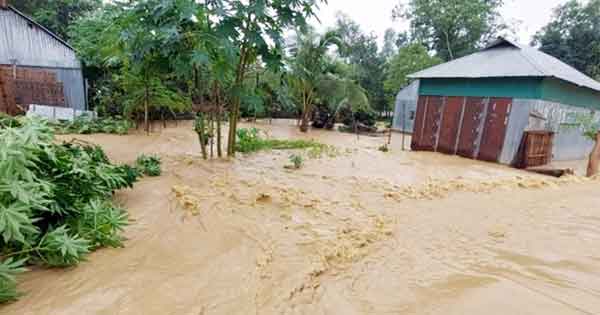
top-left (235, 128), bottom-right (264, 153)
top-left (339, 107), bottom-right (377, 128)
top-left (0, 118), bottom-right (139, 303)
top-left (136, 154), bottom-right (162, 177)
top-left (235, 128), bottom-right (324, 153)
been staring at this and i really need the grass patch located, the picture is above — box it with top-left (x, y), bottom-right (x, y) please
top-left (235, 128), bottom-right (325, 153)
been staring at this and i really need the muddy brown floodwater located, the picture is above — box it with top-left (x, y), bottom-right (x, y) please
top-left (3, 120), bottom-right (600, 315)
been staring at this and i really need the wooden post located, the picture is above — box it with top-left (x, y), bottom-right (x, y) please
top-left (401, 101), bottom-right (406, 151)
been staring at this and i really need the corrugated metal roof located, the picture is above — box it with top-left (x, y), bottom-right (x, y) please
top-left (409, 37), bottom-right (600, 93)
top-left (6, 5), bottom-right (75, 51)
top-left (0, 7), bottom-right (80, 68)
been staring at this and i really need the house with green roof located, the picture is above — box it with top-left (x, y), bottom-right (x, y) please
top-left (404, 37), bottom-right (600, 165)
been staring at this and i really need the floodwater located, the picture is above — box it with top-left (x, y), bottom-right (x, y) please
top-left (3, 120), bottom-right (600, 315)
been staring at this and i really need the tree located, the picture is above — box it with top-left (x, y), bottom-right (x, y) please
top-left (533, 0), bottom-right (600, 80)
top-left (315, 69), bottom-right (371, 128)
top-left (384, 43), bottom-right (442, 104)
top-left (68, 5), bottom-right (125, 115)
top-left (395, 0), bottom-right (505, 61)
top-left (206, 0), bottom-right (324, 156)
top-left (12, 0), bottom-right (101, 40)
top-left (382, 28), bottom-right (399, 60)
top-left (334, 14), bottom-right (387, 117)
top-left (288, 29), bottom-right (342, 132)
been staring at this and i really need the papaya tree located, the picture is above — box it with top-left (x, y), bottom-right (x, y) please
top-left (207, 0), bottom-right (326, 156)
top-left (93, 0), bottom-right (203, 132)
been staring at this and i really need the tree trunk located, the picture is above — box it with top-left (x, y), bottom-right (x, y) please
top-left (299, 89), bottom-right (311, 133)
top-left (209, 111), bottom-right (214, 159)
top-left (227, 100), bottom-right (239, 156)
top-left (144, 83), bottom-right (149, 135)
top-left (197, 115), bottom-right (208, 160)
top-left (216, 91), bottom-right (223, 158)
top-left (300, 110), bottom-right (310, 132)
top-left (587, 132), bottom-right (600, 177)
top-left (227, 47), bottom-right (249, 157)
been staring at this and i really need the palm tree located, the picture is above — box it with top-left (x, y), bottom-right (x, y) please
top-left (315, 71), bottom-right (370, 125)
top-left (288, 29), bottom-right (343, 132)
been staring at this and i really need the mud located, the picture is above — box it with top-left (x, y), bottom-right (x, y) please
top-left (3, 120), bottom-right (600, 315)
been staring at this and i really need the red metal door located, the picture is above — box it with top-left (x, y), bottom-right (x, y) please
top-left (418, 96), bottom-right (444, 151)
top-left (457, 97), bottom-right (486, 158)
top-left (437, 96), bottom-right (464, 154)
top-left (478, 98), bottom-right (512, 162)
top-left (411, 96), bottom-right (428, 150)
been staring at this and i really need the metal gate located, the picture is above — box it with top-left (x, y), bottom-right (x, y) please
top-left (457, 97), bottom-right (487, 159)
top-left (412, 96), bottom-right (444, 151)
top-left (437, 96), bottom-right (464, 154)
top-left (478, 98), bottom-right (512, 162)
top-left (411, 95), bottom-right (512, 164)
top-left (411, 96), bottom-right (428, 150)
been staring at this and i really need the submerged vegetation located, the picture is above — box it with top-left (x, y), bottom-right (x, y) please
top-left (135, 154), bottom-right (162, 177)
top-left (235, 128), bottom-right (324, 154)
top-left (51, 116), bottom-right (133, 135)
top-left (0, 119), bottom-right (138, 303)
top-left (287, 154), bottom-right (304, 170)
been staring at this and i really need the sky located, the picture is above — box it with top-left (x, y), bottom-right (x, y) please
top-left (311, 0), bottom-right (569, 47)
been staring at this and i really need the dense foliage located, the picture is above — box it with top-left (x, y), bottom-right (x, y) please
top-left (395, 0), bottom-right (506, 61)
top-left (0, 119), bottom-right (139, 303)
top-left (12, 0), bottom-right (101, 40)
top-left (533, 0), bottom-right (600, 80)
top-left (384, 44), bottom-right (443, 104)
top-left (334, 14), bottom-right (388, 116)
top-left (68, 0), bottom-right (324, 152)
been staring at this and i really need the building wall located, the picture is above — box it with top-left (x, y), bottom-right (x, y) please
top-left (419, 77), bottom-right (543, 99)
top-left (392, 80), bottom-right (419, 133)
top-left (53, 67), bottom-right (86, 110)
top-left (500, 99), bottom-right (599, 164)
top-left (0, 9), bottom-right (80, 68)
top-left (541, 78), bottom-right (600, 110)
top-left (420, 77), bottom-right (600, 110)
top-left (0, 9), bottom-right (86, 110)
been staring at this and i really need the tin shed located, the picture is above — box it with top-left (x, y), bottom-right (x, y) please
top-left (0, 1), bottom-right (86, 114)
top-left (408, 37), bottom-right (600, 165)
top-left (392, 80), bottom-right (419, 134)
